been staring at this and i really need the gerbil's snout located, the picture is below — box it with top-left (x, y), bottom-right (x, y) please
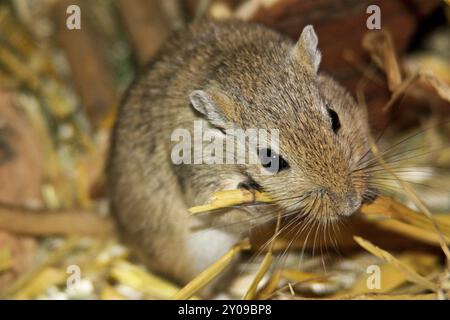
top-left (331, 190), bottom-right (362, 217)
top-left (307, 187), bottom-right (363, 220)
top-left (298, 181), bottom-right (363, 220)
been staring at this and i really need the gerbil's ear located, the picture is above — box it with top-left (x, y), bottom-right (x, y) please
top-left (190, 90), bottom-right (234, 129)
top-left (292, 25), bottom-right (321, 74)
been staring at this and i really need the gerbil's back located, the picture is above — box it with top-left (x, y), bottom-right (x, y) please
top-left (117, 19), bottom-right (290, 112)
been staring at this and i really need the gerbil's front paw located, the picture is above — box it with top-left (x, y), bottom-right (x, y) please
top-left (237, 180), bottom-right (262, 203)
top-left (237, 180), bottom-right (262, 192)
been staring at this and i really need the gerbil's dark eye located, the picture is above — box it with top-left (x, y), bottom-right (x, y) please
top-left (326, 106), bottom-right (341, 133)
top-left (258, 148), bottom-right (289, 173)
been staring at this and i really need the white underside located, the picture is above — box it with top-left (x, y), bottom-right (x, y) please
top-left (187, 227), bottom-right (239, 275)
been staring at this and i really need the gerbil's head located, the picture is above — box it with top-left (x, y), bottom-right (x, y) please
top-left (190, 25), bottom-right (376, 223)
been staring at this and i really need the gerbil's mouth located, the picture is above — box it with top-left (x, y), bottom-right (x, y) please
top-left (237, 180), bottom-right (262, 192)
top-left (280, 205), bottom-right (349, 225)
top-left (278, 210), bottom-right (345, 236)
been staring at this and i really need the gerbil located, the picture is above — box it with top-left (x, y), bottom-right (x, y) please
top-left (107, 20), bottom-right (375, 288)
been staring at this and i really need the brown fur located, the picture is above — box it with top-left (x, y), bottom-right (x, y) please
top-left (107, 20), bottom-right (373, 287)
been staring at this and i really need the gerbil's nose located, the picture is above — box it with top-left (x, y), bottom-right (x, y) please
top-left (338, 191), bottom-right (361, 217)
top-left (323, 189), bottom-right (361, 217)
